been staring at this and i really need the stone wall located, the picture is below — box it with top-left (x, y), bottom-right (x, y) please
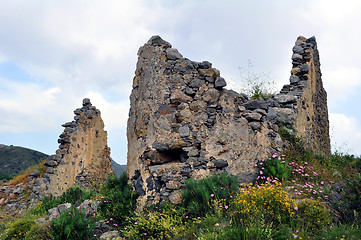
top-left (277, 36), bottom-right (331, 156)
top-left (127, 35), bottom-right (330, 206)
top-left (40, 98), bottom-right (113, 197)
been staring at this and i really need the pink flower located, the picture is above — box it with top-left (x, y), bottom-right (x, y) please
top-left (254, 163), bottom-right (258, 167)
top-left (294, 235), bottom-right (298, 238)
top-left (110, 218), bottom-right (113, 221)
top-left (260, 170), bottom-right (263, 175)
top-left (294, 206), bottom-right (298, 210)
top-left (135, 222), bottom-right (138, 224)
top-left (321, 181), bottom-right (324, 185)
top-left (144, 233), bottom-right (147, 236)
top-left (211, 194), bottom-right (214, 197)
top-left (225, 205), bottom-right (229, 209)
top-left (185, 216), bottom-right (188, 218)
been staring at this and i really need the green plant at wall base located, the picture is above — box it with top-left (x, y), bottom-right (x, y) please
top-left (50, 206), bottom-right (96, 240)
top-left (3, 215), bottom-right (37, 240)
top-left (124, 206), bottom-right (185, 240)
top-left (98, 173), bottom-right (138, 228)
top-left (256, 153), bottom-right (293, 182)
top-left (295, 199), bottom-right (331, 234)
top-left (24, 223), bottom-right (51, 240)
top-left (31, 185), bottom-right (95, 215)
top-left (337, 172), bottom-right (361, 224)
top-left (181, 172), bottom-right (239, 217)
top-left (232, 182), bottom-right (295, 226)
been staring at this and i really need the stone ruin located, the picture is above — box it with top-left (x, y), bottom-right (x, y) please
top-left (37, 98), bottom-right (113, 197)
top-left (0, 99), bottom-right (113, 216)
top-left (127, 35), bottom-right (331, 206)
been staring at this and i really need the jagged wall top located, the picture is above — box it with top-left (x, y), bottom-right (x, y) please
top-left (40, 98), bottom-right (113, 197)
top-left (127, 35), bottom-right (330, 206)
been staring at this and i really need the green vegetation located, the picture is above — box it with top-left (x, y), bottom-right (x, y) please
top-left (31, 185), bottom-right (95, 216)
top-left (181, 172), bottom-right (238, 217)
top-left (98, 173), bottom-right (138, 228)
top-left (239, 60), bottom-right (275, 100)
top-left (1, 138), bottom-right (360, 239)
top-left (49, 206), bottom-right (96, 240)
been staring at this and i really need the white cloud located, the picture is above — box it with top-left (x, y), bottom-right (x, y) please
top-left (84, 91), bottom-right (129, 130)
top-left (329, 113), bottom-right (361, 156)
top-left (323, 66), bottom-right (361, 104)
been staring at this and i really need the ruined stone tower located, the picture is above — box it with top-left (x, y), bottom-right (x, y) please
top-left (41, 98), bottom-right (114, 196)
top-left (127, 36), bottom-right (330, 205)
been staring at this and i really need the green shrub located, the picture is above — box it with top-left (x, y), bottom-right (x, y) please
top-left (24, 223), bottom-right (51, 240)
top-left (3, 215), bottom-right (36, 240)
top-left (232, 182), bottom-right (295, 226)
top-left (124, 206), bottom-right (183, 240)
top-left (32, 185), bottom-right (94, 215)
top-left (296, 199), bottom-right (331, 234)
top-left (98, 173), bottom-right (138, 228)
top-left (256, 153), bottom-right (292, 182)
top-left (338, 172), bottom-right (361, 224)
top-left (50, 205), bottom-right (96, 240)
top-left (0, 174), bottom-right (15, 181)
top-left (182, 172), bottom-right (239, 217)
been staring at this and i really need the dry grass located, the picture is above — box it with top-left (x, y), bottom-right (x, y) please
top-left (9, 160), bottom-right (47, 186)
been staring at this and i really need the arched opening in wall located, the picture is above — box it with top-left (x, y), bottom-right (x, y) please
top-left (153, 148), bottom-right (187, 165)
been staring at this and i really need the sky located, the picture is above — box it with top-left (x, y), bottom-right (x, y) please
top-left (0, 0), bottom-right (360, 165)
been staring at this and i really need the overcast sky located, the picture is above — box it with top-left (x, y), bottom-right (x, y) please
top-left (0, 0), bottom-right (360, 165)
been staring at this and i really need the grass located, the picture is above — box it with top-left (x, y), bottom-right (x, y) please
top-left (8, 159), bottom-right (47, 186)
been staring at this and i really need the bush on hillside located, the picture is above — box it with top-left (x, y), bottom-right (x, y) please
top-left (50, 205), bottom-right (96, 240)
top-left (32, 185), bottom-right (95, 215)
top-left (182, 172), bottom-right (239, 217)
top-left (232, 182), bottom-right (295, 226)
top-left (295, 199), bottom-right (331, 234)
top-left (98, 173), bottom-right (138, 228)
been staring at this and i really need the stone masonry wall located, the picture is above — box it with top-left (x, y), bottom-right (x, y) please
top-left (127, 36), bottom-right (330, 206)
top-left (40, 98), bottom-right (113, 197)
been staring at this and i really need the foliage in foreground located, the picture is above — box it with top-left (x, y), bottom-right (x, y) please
top-left (98, 172), bottom-right (138, 228)
top-left (50, 206), bottom-right (96, 240)
top-left (31, 185), bottom-right (95, 215)
top-left (182, 172), bottom-right (238, 217)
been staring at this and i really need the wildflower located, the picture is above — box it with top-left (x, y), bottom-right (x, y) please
top-left (110, 218), bottom-right (113, 221)
top-left (211, 194), bottom-right (214, 197)
top-left (135, 222), bottom-right (138, 224)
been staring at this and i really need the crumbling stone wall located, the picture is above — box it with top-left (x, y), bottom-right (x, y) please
top-left (41, 98), bottom-right (113, 197)
top-left (273, 36), bottom-right (331, 156)
top-left (127, 35), bottom-right (330, 206)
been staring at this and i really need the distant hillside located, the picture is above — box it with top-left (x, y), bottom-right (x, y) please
top-left (0, 144), bottom-right (49, 176)
top-left (111, 159), bottom-right (127, 176)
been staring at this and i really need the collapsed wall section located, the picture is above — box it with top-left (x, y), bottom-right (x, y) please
top-left (127, 36), bottom-right (285, 206)
top-left (40, 98), bottom-right (114, 197)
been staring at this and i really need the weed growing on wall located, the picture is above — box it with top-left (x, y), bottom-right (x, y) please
top-left (239, 60), bottom-right (275, 100)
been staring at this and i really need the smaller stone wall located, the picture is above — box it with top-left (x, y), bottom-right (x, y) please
top-left (38, 98), bottom-right (113, 197)
top-left (268, 36), bottom-right (331, 156)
